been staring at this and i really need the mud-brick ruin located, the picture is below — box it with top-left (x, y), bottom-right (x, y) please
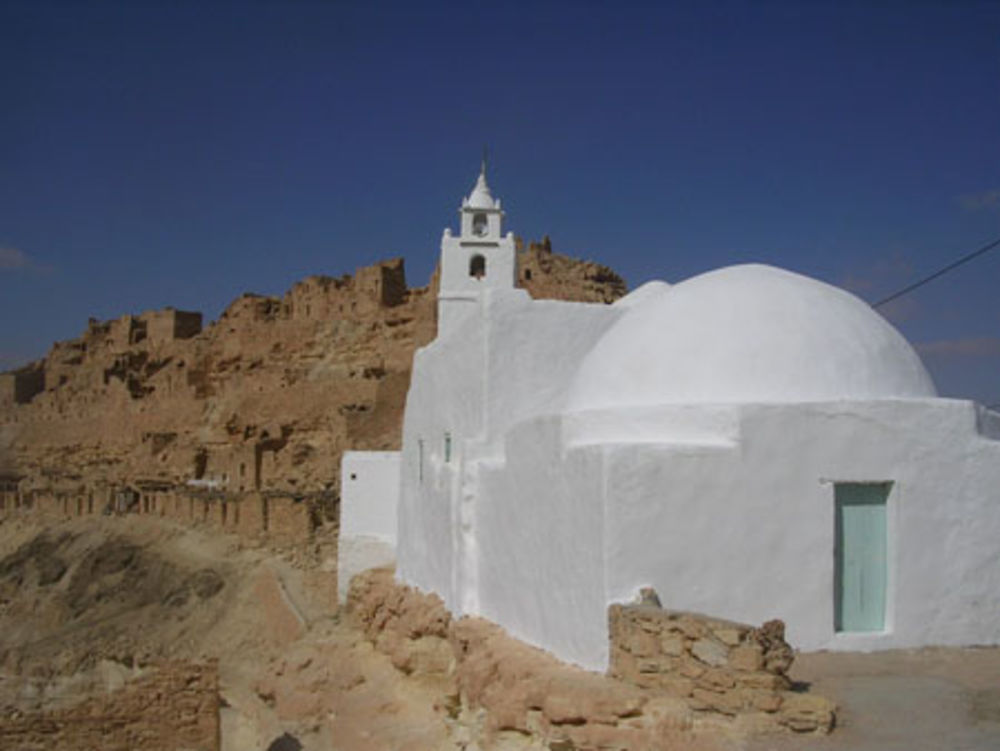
top-left (0, 661), bottom-right (220, 751)
top-left (0, 240), bottom-right (625, 541)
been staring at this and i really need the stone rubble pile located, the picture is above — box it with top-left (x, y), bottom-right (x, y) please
top-left (347, 568), bottom-right (835, 750)
top-left (610, 604), bottom-right (835, 733)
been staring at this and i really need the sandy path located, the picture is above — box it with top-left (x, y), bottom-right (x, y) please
top-left (746, 647), bottom-right (1000, 751)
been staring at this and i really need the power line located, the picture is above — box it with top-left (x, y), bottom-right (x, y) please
top-left (872, 236), bottom-right (1000, 309)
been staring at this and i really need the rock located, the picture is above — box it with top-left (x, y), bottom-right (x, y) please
top-left (729, 644), bottom-right (764, 672)
top-left (627, 629), bottom-right (660, 658)
top-left (779, 694), bottom-right (836, 733)
top-left (394, 635), bottom-right (453, 676)
top-left (660, 634), bottom-right (685, 656)
top-left (690, 687), bottom-right (744, 716)
top-left (566, 722), bottom-right (647, 749)
top-left (697, 667), bottom-right (737, 692)
top-left (737, 672), bottom-right (789, 691)
top-left (606, 602), bottom-right (833, 733)
top-left (746, 690), bottom-right (783, 713)
top-left (253, 567), bottom-right (306, 645)
top-left (659, 677), bottom-right (695, 698)
top-left (691, 638), bottom-right (729, 667)
top-left (484, 690), bottom-right (530, 733)
top-left (750, 619), bottom-right (795, 675)
top-left (636, 586), bottom-right (662, 608)
top-left (675, 615), bottom-right (709, 639)
top-left (541, 694), bottom-right (588, 726)
top-left (679, 659), bottom-right (706, 679)
top-left (713, 627), bottom-right (745, 646)
top-left (641, 695), bottom-right (693, 727)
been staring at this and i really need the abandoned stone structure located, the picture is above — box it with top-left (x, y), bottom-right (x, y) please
top-left (2, 485), bottom-right (318, 549)
top-left (0, 661), bottom-right (219, 751)
top-left (0, 362), bottom-right (44, 408)
top-left (0, 238), bottom-right (623, 538)
top-left (347, 568), bottom-right (835, 742)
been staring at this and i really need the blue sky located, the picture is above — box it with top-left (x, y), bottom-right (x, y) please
top-left (1, 0), bottom-right (998, 404)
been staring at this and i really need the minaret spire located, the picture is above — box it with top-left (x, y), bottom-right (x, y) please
top-left (436, 154), bottom-right (515, 336)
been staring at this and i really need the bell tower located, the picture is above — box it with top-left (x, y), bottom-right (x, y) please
top-left (437, 158), bottom-right (516, 337)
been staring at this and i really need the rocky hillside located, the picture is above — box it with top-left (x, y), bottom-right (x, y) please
top-left (0, 514), bottom-right (745, 751)
top-left (0, 240), bottom-right (625, 510)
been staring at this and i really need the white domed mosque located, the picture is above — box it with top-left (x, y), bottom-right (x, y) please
top-left (340, 165), bottom-right (1000, 672)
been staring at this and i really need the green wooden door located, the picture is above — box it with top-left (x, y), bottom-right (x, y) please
top-left (834, 483), bottom-right (889, 632)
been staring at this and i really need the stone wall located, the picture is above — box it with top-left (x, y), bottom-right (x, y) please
top-left (0, 363), bottom-right (44, 407)
top-left (0, 477), bottom-right (23, 511)
top-left (346, 568), bottom-right (835, 750)
top-left (4, 488), bottom-right (320, 549)
top-left (609, 604), bottom-right (835, 732)
top-left (517, 236), bottom-right (627, 303)
top-left (0, 373), bottom-right (13, 409)
top-left (145, 308), bottom-right (203, 345)
top-left (0, 661), bottom-right (219, 751)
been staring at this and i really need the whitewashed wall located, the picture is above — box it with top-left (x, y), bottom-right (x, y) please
top-left (439, 232), bottom-right (516, 295)
top-left (337, 451), bottom-right (400, 601)
top-left (481, 294), bottom-right (625, 440)
top-left (437, 231), bottom-right (517, 337)
top-left (397, 299), bottom-right (490, 611)
top-left (397, 289), bottom-right (620, 619)
top-left (478, 417), bottom-right (610, 670)
top-left (340, 451), bottom-right (401, 539)
top-left (485, 398), bottom-right (1000, 668)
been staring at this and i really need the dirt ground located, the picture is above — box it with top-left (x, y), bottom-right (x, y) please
top-left (1, 514), bottom-right (997, 750)
top-left (746, 647), bottom-right (1000, 751)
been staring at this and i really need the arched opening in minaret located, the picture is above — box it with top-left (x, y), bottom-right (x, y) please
top-left (469, 254), bottom-right (486, 279)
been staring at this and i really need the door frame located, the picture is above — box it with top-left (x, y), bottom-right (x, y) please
top-left (823, 478), bottom-right (898, 644)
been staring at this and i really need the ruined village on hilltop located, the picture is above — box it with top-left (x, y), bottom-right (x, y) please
top-left (0, 236), bottom-right (624, 524)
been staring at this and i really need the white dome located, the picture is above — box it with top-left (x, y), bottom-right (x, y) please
top-left (612, 280), bottom-right (671, 309)
top-left (567, 264), bottom-right (936, 411)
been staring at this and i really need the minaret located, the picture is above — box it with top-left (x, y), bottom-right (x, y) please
top-left (437, 160), bottom-right (516, 337)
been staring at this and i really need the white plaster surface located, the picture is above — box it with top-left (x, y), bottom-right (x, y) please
top-left (397, 289), bottom-right (621, 618)
top-left (597, 399), bottom-right (1000, 653)
top-left (477, 419), bottom-right (610, 670)
top-left (465, 170), bottom-right (497, 210)
top-left (338, 451), bottom-right (400, 601)
top-left (397, 302), bottom-right (491, 612)
top-left (567, 264), bottom-right (937, 411)
top-left (438, 168), bottom-right (516, 336)
top-left (337, 535), bottom-right (397, 602)
top-left (612, 279), bottom-right (671, 309)
top-left (340, 451), bottom-right (401, 540)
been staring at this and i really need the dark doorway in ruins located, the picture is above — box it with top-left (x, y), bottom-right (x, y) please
top-left (267, 732), bottom-right (303, 751)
